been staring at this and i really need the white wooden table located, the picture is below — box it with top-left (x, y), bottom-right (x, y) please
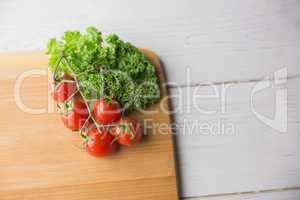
top-left (1, 0), bottom-right (300, 199)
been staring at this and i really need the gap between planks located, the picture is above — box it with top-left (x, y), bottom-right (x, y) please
top-left (183, 187), bottom-right (300, 200)
top-left (167, 74), bottom-right (300, 89)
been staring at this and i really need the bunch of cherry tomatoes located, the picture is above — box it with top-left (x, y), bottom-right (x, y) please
top-left (51, 74), bottom-right (142, 157)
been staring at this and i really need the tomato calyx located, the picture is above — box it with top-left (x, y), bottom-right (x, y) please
top-left (51, 74), bottom-right (78, 103)
top-left (114, 123), bottom-right (134, 139)
top-left (92, 97), bottom-right (122, 125)
top-left (84, 125), bottom-right (118, 157)
top-left (80, 131), bottom-right (91, 143)
top-left (111, 118), bottom-right (142, 146)
top-left (57, 101), bottom-right (73, 115)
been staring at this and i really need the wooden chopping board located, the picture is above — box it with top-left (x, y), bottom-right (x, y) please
top-left (0, 49), bottom-right (179, 200)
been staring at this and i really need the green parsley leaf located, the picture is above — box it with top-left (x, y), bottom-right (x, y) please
top-left (47, 26), bottom-right (160, 110)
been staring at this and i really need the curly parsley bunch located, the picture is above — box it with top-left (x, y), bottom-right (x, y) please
top-left (47, 27), bottom-right (160, 110)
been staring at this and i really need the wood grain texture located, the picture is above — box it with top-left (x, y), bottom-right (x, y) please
top-left (0, 50), bottom-right (179, 200)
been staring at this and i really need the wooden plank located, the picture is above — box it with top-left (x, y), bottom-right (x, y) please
top-left (171, 77), bottom-right (300, 197)
top-left (0, 50), bottom-right (179, 200)
top-left (1, 0), bottom-right (300, 198)
top-left (183, 189), bottom-right (300, 200)
top-left (0, 0), bottom-right (299, 83)
top-left (2, 177), bottom-right (177, 200)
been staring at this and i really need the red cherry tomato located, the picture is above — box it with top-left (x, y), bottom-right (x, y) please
top-left (85, 127), bottom-right (118, 157)
top-left (111, 118), bottom-right (142, 146)
top-left (51, 74), bottom-right (77, 102)
top-left (92, 97), bottom-right (122, 125)
top-left (61, 96), bottom-right (89, 131)
top-left (61, 110), bottom-right (88, 131)
top-left (72, 95), bottom-right (89, 115)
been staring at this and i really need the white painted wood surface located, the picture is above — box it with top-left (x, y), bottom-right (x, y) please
top-left (172, 77), bottom-right (300, 197)
top-left (184, 189), bottom-right (300, 200)
top-left (0, 0), bottom-right (300, 199)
